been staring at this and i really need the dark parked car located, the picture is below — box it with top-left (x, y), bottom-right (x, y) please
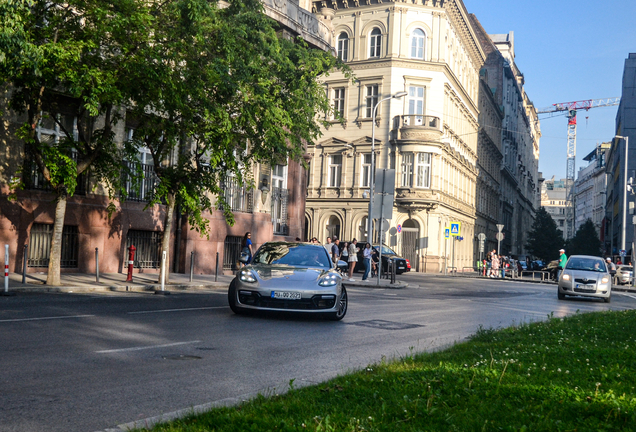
top-left (530, 260), bottom-right (545, 270)
top-left (355, 245), bottom-right (411, 275)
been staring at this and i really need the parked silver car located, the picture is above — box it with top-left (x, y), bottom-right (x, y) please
top-left (557, 255), bottom-right (611, 303)
top-left (616, 265), bottom-right (633, 285)
top-left (228, 242), bottom-right (347, 320)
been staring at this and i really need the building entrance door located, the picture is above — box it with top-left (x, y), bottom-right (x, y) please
top-left (402, 219), bottom-right (419, 271)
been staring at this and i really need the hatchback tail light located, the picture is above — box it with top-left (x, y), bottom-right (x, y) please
top-left (406, 259), bottom-right (411, 269)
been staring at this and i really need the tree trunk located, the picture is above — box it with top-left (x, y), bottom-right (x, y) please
top-left (159, 194), bottom-right (176, 284)
top-left (46, 195), bottom-right (67, 286)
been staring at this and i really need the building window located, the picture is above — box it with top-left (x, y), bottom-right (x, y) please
top-left (27, 113), bottom-right (87, 194)
top-left (333, 88), bottom-right (345, 119)
top-left (415, 153), bottom-right (432, 188)
top-left (328, 154), bottom-right (342, 187)
top-left (365, 85), bottom-right (379, 118)
top-left (272, 164), bottom-right (287, 189)
top-left (401, 153), bottom-right (431, 188)
top-left (361, 153), bottom-right (373, 187)
top-left (369, 28), bottom-right (382, 58)
top-left (122, 128), bottom-right (158, 202)
top-left (410, 29), bottom-right (425, 59)
top-left (337, 32), bottom-right (349, 61)
top-left (407, 85), bottom-right (425, 125)
top-left (401, 153), bottom-right (414, 187)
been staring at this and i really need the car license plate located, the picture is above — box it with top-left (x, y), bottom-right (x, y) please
top-left (271, 291), bottom-right (301, 300)
top-left (575, 284), bottom-right (595, 292)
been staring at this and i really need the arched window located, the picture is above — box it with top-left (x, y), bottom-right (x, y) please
top-left (410, 29), bottom-right (425, 59)
top-left (369, 28), bottom-right (382, 58)
top-left (337, 32), bottom-right (349, 61)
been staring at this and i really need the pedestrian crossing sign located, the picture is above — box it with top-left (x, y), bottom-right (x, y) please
top-left (450, 222), bottom-right (461, 236)
top-left (444, 228), bottom-right (450, 239)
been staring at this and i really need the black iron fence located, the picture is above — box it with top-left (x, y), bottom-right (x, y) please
top-left (223, 235), bottom-right (243, 270)
top-left (122, 161), bottom-right (159, 202)
top-left (28, 224), bottom-right (79, 268)
top-left (219, 178), bottom-right (253, 213)
top-left (24, 152), bottom-right (88, 195)
top-left (125, 230), bottom-right (162, 268)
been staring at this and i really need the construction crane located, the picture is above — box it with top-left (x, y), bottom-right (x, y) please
top-left (537, 97), bottom-right (621, 239)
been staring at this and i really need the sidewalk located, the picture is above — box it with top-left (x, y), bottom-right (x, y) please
top-left (2, 271), bottom-right (405, 294)
top-left (3, 271), bottom-right (235, 294)
top-left (441, 269), bottom-right (636, 293)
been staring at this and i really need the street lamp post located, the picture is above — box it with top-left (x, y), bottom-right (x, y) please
top-left (367, 91), bottom-right (408, 243)
top-left (616, 136), bottom-right (629, 254)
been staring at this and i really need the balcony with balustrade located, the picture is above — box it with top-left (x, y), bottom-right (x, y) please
top-left (393, 115), bottom-right (443, 143)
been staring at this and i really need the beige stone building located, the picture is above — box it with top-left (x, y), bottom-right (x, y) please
top-left (308, 0), bottom-right (484, 272)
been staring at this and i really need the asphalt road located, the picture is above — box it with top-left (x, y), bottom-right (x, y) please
top-left (2, 275), bottom-right (636, 432)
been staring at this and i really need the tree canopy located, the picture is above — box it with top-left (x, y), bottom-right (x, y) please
top-left (525, 207), bottom-right (565, 262)
top-left (566, 219), bottom-right (603, 257)
top-left (1, 0), bottom-right (346, 284)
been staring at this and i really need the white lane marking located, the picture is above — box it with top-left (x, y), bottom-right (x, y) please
top-left (95, 340), bottom-right (201, 354)
top-left (0, 314), bottom-right (95, 323)
top-left (616, 292), bottom-right (636, 301)
top-left (128, 306), bottom-right (227, 315)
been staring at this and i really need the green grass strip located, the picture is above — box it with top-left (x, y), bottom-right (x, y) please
top-left (136, 310), bottom-right (636, 431)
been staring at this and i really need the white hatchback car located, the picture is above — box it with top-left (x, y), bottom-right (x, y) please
top-left (557, 255), bottom-right (611, 303)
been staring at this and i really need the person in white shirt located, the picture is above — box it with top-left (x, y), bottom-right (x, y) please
top-left (362, 242), bottom-right (373, 281)
top-left (347, 239), bottom-right (358, 281)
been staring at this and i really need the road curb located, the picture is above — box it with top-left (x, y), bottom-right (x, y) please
top-left (3, 283), bottom-right (229, 294)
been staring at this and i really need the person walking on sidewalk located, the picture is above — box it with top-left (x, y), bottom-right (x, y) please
top-left (362, 242), bottom-right (373, 281)
top-left (347, 239), bottom-right (358, 281)
top-left (341, 241), bottom-right (349, 262)
top-left (557, 249), bottom-right (568, 281)
top-left (490, 251), bottom-right (500, 278)
top-left (331, 237), bottom-right (340, 265)
top-left (324, 237), bottom-right (332, 261)
top-left (241, 232), bottom-right (253, 266)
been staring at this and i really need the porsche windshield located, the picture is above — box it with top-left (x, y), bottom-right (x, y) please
top-left (252, 243), bottom-right (331, 268)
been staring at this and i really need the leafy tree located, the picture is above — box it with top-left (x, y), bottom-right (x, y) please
top-left (525, 207), bottom-right (565, 262)
top-left (124, 0), bottom-right (345, 281)
top-left (0, 0), bottom-right (151, 285)
top-left (566, 219), bottom-right (603, 257)
top-left (1, 0), bottom-right (345, 283)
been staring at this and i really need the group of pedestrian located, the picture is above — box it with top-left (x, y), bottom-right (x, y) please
top-left (240, 233), bottom-right (380, 281)
top-left (484, 249), bottom-right (512, 278)
top-left (324, 236), bottom-right (361, 281)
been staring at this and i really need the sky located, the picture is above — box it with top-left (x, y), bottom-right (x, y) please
top-left (463, 0), bottom-right (636, 182)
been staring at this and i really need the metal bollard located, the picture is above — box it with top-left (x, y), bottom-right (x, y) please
top-left (95, 248), bottom-right (100, 283)
top-left (4, 244), bottom-right (8, 293)
top-left (189, 251), bottom-right (194, 282)
top-left (22, 244), bottom-right (28, 284)
top-left (390, 259), bottom-right (396, 284)
top-left (215, 252), bottom-right (219, 282)
top-left (160, 251), bottom-right (166, 291)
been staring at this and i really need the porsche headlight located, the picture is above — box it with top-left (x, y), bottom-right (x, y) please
top-left (319, 274), bottom-right (339, 287)
top-left (239, 269), bottom-right (257, 283)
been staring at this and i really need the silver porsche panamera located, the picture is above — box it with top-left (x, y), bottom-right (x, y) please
top-left (228, 242), bottom-right (347, 320)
